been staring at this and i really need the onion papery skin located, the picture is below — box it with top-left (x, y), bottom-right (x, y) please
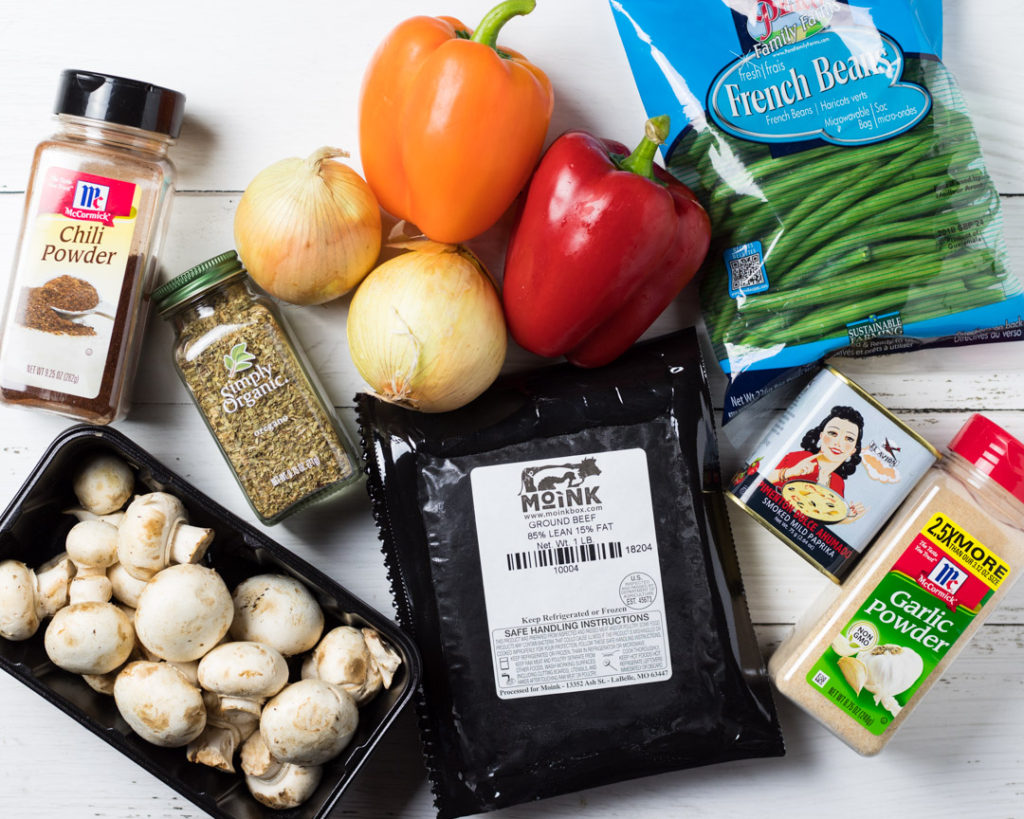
top-left (234, 147), bottom-right (382, 306)
top-left (347, 243), bottom-right (507, 413)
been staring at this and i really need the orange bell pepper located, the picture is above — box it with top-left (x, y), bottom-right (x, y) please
top-left (358, 0), bottom-right (553, 245)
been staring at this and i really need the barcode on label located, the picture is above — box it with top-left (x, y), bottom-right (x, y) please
top-left (506, 541), bottom-right (623, 571)
top-left (812, 670), bottom-right (829, 688)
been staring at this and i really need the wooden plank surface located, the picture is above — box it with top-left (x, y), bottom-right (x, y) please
top-left (1, 1), bottom-right (1023, 817)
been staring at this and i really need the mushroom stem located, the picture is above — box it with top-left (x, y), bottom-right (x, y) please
top-left (169, 522), bottom-right (216, 565)
top-left (187, 693), bottom-right (258, 773)
top-left (69, 568), bottom-right (113, 605)
top-left (363, 627), bottom-right (403, 689)
top-left (33, 554), bottom-right (76, 619)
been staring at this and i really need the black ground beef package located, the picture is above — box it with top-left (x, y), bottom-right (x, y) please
top-left (357, 329), bottom-right (784, 818)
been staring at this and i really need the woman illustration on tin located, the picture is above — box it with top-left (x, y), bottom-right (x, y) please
top-left (767, 405), bottom-right (867, 524)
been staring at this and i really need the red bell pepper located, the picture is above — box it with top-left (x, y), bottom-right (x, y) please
top-left (502, 115), bottom-right (711, 367)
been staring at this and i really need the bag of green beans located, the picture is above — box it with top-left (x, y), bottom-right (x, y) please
top-left (611, 0), bottom-right (1022, 421)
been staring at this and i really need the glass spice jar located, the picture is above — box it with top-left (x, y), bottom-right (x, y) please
top-left (0, 70), bottom-right (185, 424)
top-left (769, 414), bottom-right (1024, 755)
top-left (152, 250), bottom-right (361, 525)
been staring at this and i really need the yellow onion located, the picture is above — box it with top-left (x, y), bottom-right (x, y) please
top-left (347, 241), bottom-right (507, 412)
top-left (234, 146), bottom-right (381, 305)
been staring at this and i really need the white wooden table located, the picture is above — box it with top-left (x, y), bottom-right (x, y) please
top-left (1, 1), bottom-right (1022, 816)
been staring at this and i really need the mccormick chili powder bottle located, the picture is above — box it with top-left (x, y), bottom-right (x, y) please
top-left (0, 70), bottom-right (185, 424)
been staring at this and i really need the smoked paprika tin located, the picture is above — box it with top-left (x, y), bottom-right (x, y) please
top-left (728, 366), bottom-right (939, 583)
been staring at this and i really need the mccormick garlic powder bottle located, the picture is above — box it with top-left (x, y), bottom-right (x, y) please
top-left (153, 250), bottom-right (360, 525)
top-left (769, 414), bottom-right (1024, 754)
top-left (0, 70), bottom-right (185, 424)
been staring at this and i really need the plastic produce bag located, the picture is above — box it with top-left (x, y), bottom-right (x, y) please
top-left (358, 329), bottom-right (783, 818)
top-left (611, 0), bottom-right (1022, 421)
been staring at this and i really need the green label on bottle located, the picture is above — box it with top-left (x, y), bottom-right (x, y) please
top-left (806, 513), bottom-right (1006, 735)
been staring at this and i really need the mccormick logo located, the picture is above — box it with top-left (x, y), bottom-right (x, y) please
top-left (917, 556), bottom-right (968, 611)
top-left (519, 456), bottom-right (602, 512)
top-left (928, 558), bottom-right (967, 594)
top-left (847, 311), bottom-right (904, 344)
top-left (40, 168), bottom-right (136, 226)
top-left (74, 180), bottom-right (109, 212)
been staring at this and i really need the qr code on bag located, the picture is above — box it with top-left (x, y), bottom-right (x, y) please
top-left (725, 241), bottom-right (769, 297)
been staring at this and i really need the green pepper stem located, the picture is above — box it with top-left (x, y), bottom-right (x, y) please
top-left (618, 115), bottom-right (671, 180)
top-left (471, 0), bottom-right (536, 50)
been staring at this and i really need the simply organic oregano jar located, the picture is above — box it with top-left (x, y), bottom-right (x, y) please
top-left (152, 250), bottom-right (360, 524)
top-left (769, 414), bottom-right (1024, 755)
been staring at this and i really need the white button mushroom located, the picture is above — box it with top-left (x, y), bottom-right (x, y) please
top-left (197, 641), bottom-right (289, 718)
top-left (44, 601), bottom-right (135, 675)
top-left (230, 574), bottom-right (324, 657)
top-left (63, 507), bottom-right (126, 527)
top-left (134, 564), bottom-right (234, 662)
top-left (240, 730), bottom-right (323, 810)
top-left (65, 519), bottom-right (119, 604)
top-left (72, 453), bottom-right (134, 516)
top-left (302, 626), bottom-right (383, 706)
top-left (363, 627), bottom-right (403, 689)
top-left (260, 679), bottom-right (359, 767)
top-left (113, 661), bottom-right (207, 747)
top-left (0, 555), bottom-right (75, 640)
top-left (186, 691), bottom-right (259, 773)
top-left (107, 563), bottom-right (149, 608)
top-left (117, 492), bottom-right (214, 581)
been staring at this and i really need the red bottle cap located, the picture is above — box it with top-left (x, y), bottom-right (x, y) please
top-left (949, 414), bottom-right (1024, 505)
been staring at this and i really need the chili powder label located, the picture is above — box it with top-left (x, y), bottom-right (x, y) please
top-left (470, 448), bottom-right (672, 700)
top-left (805, 512), bottom-right (1008, 735)
top-left (1, 167), bottom-right (138, 399)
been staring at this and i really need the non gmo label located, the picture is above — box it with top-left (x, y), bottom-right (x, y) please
top-left (806, 511), bottom-right (1004, 735)
top-left (708, 26), bottom-right (931, 146)
top-left (470, 448), bottom-right (671, 700)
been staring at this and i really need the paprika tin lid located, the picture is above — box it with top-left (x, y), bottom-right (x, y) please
top-left (55, 70), bottom-right (186, 138)
top-left (152, 250), bottom-right (246, 315)
top-left (949, 413), bottom-right (1024, 504)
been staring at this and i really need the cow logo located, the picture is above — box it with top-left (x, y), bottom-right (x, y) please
top-left (519, 457), bottom-right (601, 493)
top-left (519, 457), bottom-right (603, 513)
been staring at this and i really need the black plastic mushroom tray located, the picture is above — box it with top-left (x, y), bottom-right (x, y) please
top-left (0, 424), bottom-right (421, 819)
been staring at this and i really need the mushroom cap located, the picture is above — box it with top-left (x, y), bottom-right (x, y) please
top-left (0, 560), bottom-right (41, 640)
top-left (72, 453), bottom-right (134, 516)
top-left (303, 626), bottom-right (382, 705)
top-left (240, 729), bottom-right (279, 778)
top-left (134, 564), bottom-right (233, 662)
top-left (246, 762), bottom-right (323, 810)
top-left (117, 492), bottom-right (188, 580)
top-left (65, 519), bottom-right (119, 569)
top-left (260, 679), bottom-right (358, 766)
top-left (107, 563), bottom-right (149, 608)
top-left (197, 641), bottom-right (288, 699)
top-left (44, 601), bottom-right (134, 675)
top-left (230, 574), bottom-right (324, 656)
top-left (113, 661), bottom-right (207, 747)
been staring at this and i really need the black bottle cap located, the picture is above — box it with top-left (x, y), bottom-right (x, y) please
top-left (54, 70), bottom-right (186, 138)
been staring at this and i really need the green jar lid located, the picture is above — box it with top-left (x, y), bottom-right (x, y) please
top-left (152, 250), bottom-right (247, 315)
